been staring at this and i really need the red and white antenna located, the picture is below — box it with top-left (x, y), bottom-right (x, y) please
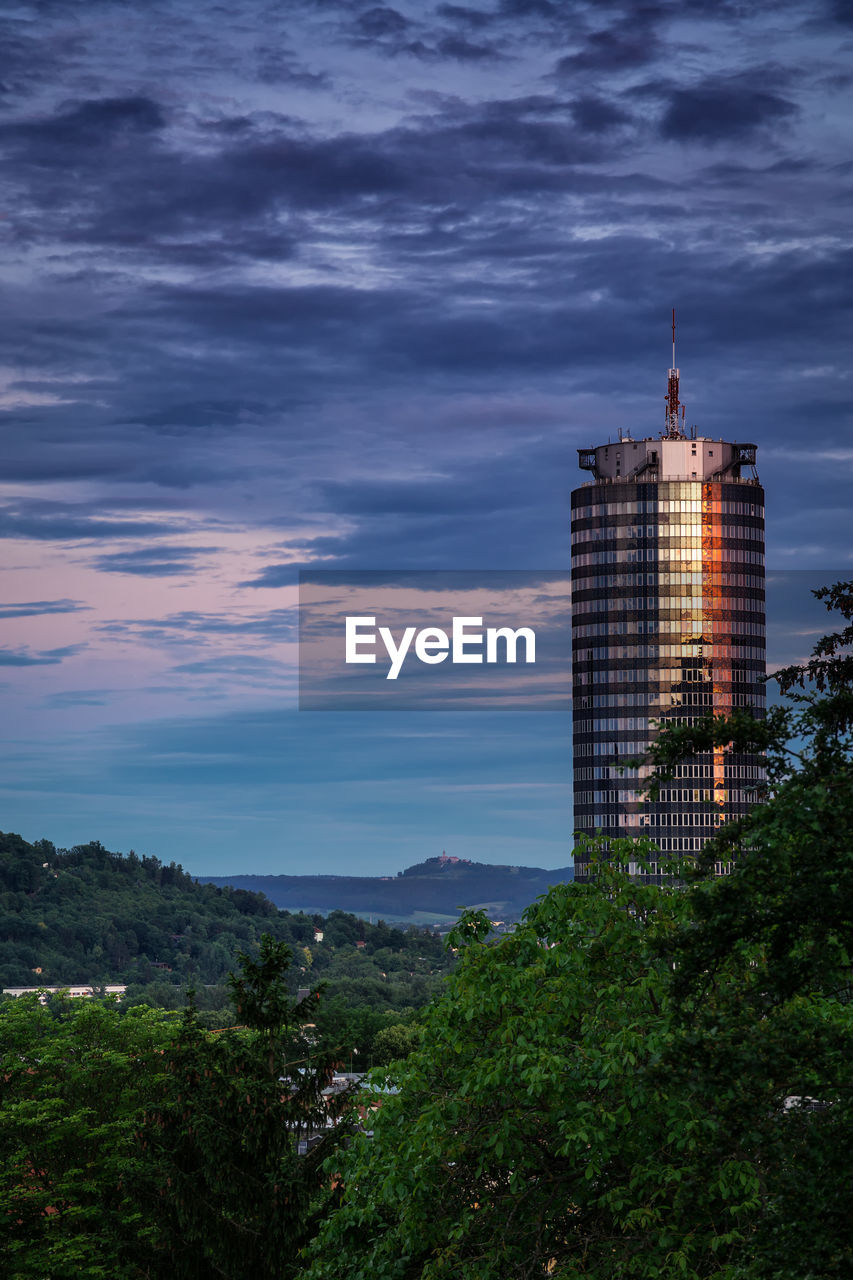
top-left (665, 307), bottom-right (684, 438)
top-left (672, 306), bottom-right (676, 369)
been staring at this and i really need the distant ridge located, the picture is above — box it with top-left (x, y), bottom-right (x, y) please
top-left (201, 856), bottom-right (574, 924)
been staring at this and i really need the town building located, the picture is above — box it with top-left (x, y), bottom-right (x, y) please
top-left (571, 321), bottom-right (766, 883)
top-left (2, 984), bottom-right (127, 1001)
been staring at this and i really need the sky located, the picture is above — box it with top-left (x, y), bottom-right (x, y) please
top-left (0, 0), bottom-right (851, 877)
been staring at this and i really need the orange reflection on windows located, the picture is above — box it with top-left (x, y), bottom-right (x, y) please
top-left (702, 483), bottom-right (731, 814)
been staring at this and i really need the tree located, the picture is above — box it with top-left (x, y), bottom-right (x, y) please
top-left (141, 935), bottom-right (349, 1280)
top-left (371, 1018), bottom-right (422, 1066)
top-left (0, 937), bottom-right (350, 1280)
top-left (0, 995), bottom-right (171, 1279)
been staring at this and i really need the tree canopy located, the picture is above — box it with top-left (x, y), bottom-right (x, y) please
top-left (1, 938), bottom-right (346, 1280)
top-left (0, 834), bottom-right (445, 992)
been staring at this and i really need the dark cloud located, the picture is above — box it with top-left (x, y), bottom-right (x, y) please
top-left (0, 8), bottom-right (111, 108)
top-left (254, 48), bottom-right (330, 89)
top-left (89, 545), bottom-right (220, 576)
top-left (355, 7), bottom-right (411, 38)
top-left (570, 94), bottom-right (633, 132)
top-left (44, 690), bottom-right (110, 707)
top-left (0, 86), bottom-right (640, 274)
top-left (0, 644), bottom-right (84, 666)
top-left (95, 609), bottom-right (298, 644)
top-left (243, 538), bottom-right (346, 587)
top-left (826, 0), bottom-right (853, 25)
top-left (498, 0), bottom-right (559, 17)
top-left (0, 96), bottom-right (166, 159)
top-left (91, 91), bottom-right (600, 246)
top-left (555, 14), bottom-right (662, 75)
top-left (346, 4), bottom-right (507, 64)
top-left (436, 4), bottom-right (494, 28)
top-left (320, 477), bottom-right (481, 517)
top-left (416, 93), bottom-right (599, 167)
top-left (0, 599), bottom-right (88, 618)
top-left (436, 34), bottom-right (507, 61)
top-left (0, 501), bottom-right (183, 542)
top-left (658, 79), bottom-right (797, 142)
top-left (348, 5), bottom-right (442, 61)
top-left (171, 655), bottom-right (289, 676)
top-left (0, 111), bottom-right (401, 252)
top-left (242, 432), bottom-right (587, 583)
top-left (132, 399), bottom-right (270, 433)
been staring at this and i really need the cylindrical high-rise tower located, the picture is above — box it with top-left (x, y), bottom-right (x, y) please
top-left (571, 343), bottom-right (766, 883)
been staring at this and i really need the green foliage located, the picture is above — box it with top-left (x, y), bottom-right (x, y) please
top-left (371, 1018), bottom-right (422, 1066)
top-left (0, 837), bottom-right (287, 988)
top-left (306, 923), bottom-right (447, 1066)
top-left (141, 936), bottom-right (346, 1279)
top-left (0, 836), bottom-right (451, 1024)
top-left (0, 938), bottom-right (347, 1280)
top-left (313, 997), bottom-right (423, 1070)
top-left (304, 850), bottom-right (709, 1279)
top-left (0, 996), bottom-right (172, 1279)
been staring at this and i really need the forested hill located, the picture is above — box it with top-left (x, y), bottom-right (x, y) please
top-left (0, 831), bottom-right (443, 990)
top-left (203, 854), bottom-right (574, 923)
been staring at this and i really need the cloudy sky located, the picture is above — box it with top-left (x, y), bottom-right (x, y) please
top-left (1, 0), bottom-right (850, 877)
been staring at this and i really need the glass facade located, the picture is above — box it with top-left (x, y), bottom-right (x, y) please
top-left (571, 468), bottom-right (766, 885)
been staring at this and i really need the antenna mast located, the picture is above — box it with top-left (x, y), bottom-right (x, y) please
top-left (665, 307), bottom-right (684, 438)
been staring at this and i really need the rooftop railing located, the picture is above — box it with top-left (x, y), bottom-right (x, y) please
top-left (577, 474), bottom-right (762, 488)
